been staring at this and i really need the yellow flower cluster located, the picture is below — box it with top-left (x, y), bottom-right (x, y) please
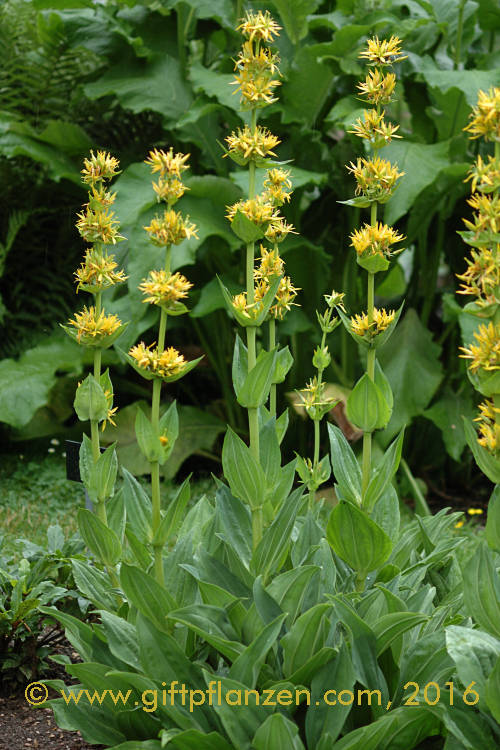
top-left (139, 270), bottom-right (192, 307)
top-left (464, 87), bottom-right (500, 141)
top-left (254, 245), bottom-right (284, 281)
top-left (144, 209), bottom-right (198, 246)
top-left (460, 322), bottom-right (500, 373)
top-left (350, 308), bottom-right (395, 339)
top-left (466, 154), bottom-right (500, 194)
top-left (145, 148), bottom-right (190, 206)
top-left (225, 125), bottom-right (280, 163)
top-left (359, 35), bottom-right (407, 66)
top-left (463, 193), bottom-right (500, 236)
top-left (68, 306), bottom-right (122, 345)
top-left (299, 377), bottom-right (336, 419)
top-left (237, 10), bottom-right (281, 43)
top-left (262, 168), bottom-right (292, 205)
top-left (75, 249), bottom-right (128, 292)
top-left (128, 342), bottom-right (186, 378)
top-left (81, 150), bottom-right (120, 187)
top-left (349, 109), bottom-right (401, 146)
top-left (255, 276), bottom-right (300, 321)
top-left (350, 222), bottom-right (405, 261)
top-left (475, 399), bottom-right (500, 454)
top-left (357, 69), bottom-right (396, 106)
top-left (226, 196), bottom-right (279, 226)
top-left (347, 157), bottom-right (404, 202)
top-left (456, 247), bottom-right (500, 305)
top-left (232, 40), bottom-right (281, 108)
top-left (76, 206), bottom-right (123, 246)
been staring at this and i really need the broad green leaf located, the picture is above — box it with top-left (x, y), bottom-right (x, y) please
top-left (71, 559), bottom-right (117, 612)
top-left (383, 140), bottom-right (451, 224)
top-left (461, 542), bottom-right (500, 639)
top-left (121, 467), bottom-right (152, 543)
top-left (271, 0), bottom-right (320, 43)
top-left (371, 485), bottom-right (400, 542)
top-left (251, 487), bottom-right (304, 579)
top-left (77, 509), bottom-right (121, 566)
top-left (229, 613), bottom-right (286, 688)
top-left (98, 611), bottom-right (140, 671)
top-left (419, 67), bottom-right (500, 106)
top-left (377, 309), bottom-right (443, 443)
top-left (136, 613), bottom-right (203, 687)
top-left (346, 373), bottom-right (391, 433)
top-left (51, 699), bottom-right (125, 746)
top-left (253, 713), bottom-right (306, 750)
top-left (153, 477), bottom-right (190, 546)
top-left (485, 655), bottom-right (500, 723)
top-left (272, 346), bottom-right (293, 384)
top-left (463, 417), bottom-right (500, 484)
top-left (232, 334), bottom-right (248, 398)
top-left (423, 388), bottom-right (475, 461)
top-left (330, 705), bottom-right (440, 750)
top-left (214, 483), bottom-right (252, 568)
top-left (282, 45), bottom-right (334, 126)
top-left (327, 423), bottom-right (362, 506)
top-left (446, 624), bottom-right (500, 702)
top-left (238, 349), bottom-right (278, 409)
top-left (327, 503), bottom-right (392, 575)
top-left (222, 427), bottom-right (266, 510)
top-left (305, 641), bottom-right (355, 747)
top-left (202, 673), bottom-right (270, 748)
top-left (74, 374), bottom-right (108, 422)
top-left (120, 564), bottom-right (176, 633)
top-left (230, 210), bottom-right (266, 243)
top-left (189, 64), bottom-right (237, 111)
top-left (394, 631), bottom-right (455, 705)
top-left (486, 485), bottom-right (500, 552)
top-left (364, 429), bottom-right (404, 511)
top-left (167, 604), bottom-right (243, 661)
top-left (267, 566), bottom-right (320, 628)
top-left (281, 603), bottom-right (332, 678)
top-left (372, 612), bottom-right (428, 657)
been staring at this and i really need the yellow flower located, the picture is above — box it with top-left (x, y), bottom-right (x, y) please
top-left (299, 377), bottom-right (336, 419)
top-left (225, 125), bottom-right (280, 162)
top-left (465, 155), bottom-right (500, 194)
top-left (454, 520), bottom-right (465, 529)
top-left (152, 177), bottom-right (187, 204)
top-left (456, 247), bottom-right (500, 304)
top-left (350, 222), bottom-right (405, 261)
top-left (265, 217), bottom-right (297, 243)
top-left (226, 196), bottom-right (279, 227)
top-left (463, 193), bottom-right (500, 235)
top-left (350, 308), bottom-right (396, 339)
top-left (324, 290), bottom-right (346, 312)
top-left (357, 69), bottom-right (396, 106)
top-left (231, 43), bottom-right (281, 107)
top-left (101, 388), bottom-right (118, 432)
top-left (464, 87), bottom-right (500, 141)
top-left (237, 10), bottom-right (281, 43)
top-left (81, 150), bottom-right (120, 186)
top-left (139, 270), bottom-right (193, 306)
top-left (467, 508), bottom-right (484, 515)
top-left (359, 36), bottom-right (407, 66)
top-left (68, 306), bottom-right (122, 345)
top-left (74, 249), bottom-right (128, 292)
top-left (254, 245), bottom-right (284, 281)
top-left (145, 147), bottom-right (190, 178)
top-left (230, 291), bottom-right (264, 322)
top-left (128, 342), bottom-right (186, 378)
top-left (347, 157), bottom-right (404, 202)
top-left (460, 322), bottom-right (500, 372)
top-left (349, 109), bottom-right (401, 146)
top-left (269, 276), bottom-right (300, 320)
top-left (76, 207), bottom-right (123, 246)
top-left (144, 209), bottom-right (198, 246)
top-left (88, 184), bottom-right (117, 209)
top-left (474, 399), bottom-right (500, 454)
top-left (262, 168), bottom-right (292, 205)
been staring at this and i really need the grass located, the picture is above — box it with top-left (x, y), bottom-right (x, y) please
top-left (0, 440), bottom-right (214, 557)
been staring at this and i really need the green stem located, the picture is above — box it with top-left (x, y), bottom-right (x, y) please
top-left (269, 317), bottom-right (276, 416)
top-left (401, 458), bottom-right (431, 516)
top-left (361, 205), bottom-right (377, 503)
top-left (149, 244), bottom-right (172, 586)
top-left (454, 0), bottom-right (466, 70)
top-left (90, 291), bottom-right (105, 521)
top-left (252, 506), bottom-right (263, 552)
top-left (355, 572), bottom-right (366, 592)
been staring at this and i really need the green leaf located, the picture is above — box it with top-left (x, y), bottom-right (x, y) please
top-left (78, 509), bottom-right (121, 566)
top-left (152, 477), bottom-right (190, 546)
top-left (232, 334), bottom-right (248, 399)
top-left (71, 559), bottom-right (117, 612)
top-left (85, 54), bottom-right (192, 123)
top-left (383, 140), bottom-right (451, 224)
top-left (377, 309), bottom-right (443, 443)
top-left (238, 349), bottom-right (278, 409)
top-left (272, 346), bottom-right (293, 384)
top-left (222, 427), bottom-right (266, 510)
top-left (98, 611), bottom-right (140, 671)
top-left (346, 373), bottom-right (391, 433)
top-left (270, 0), bottom-right (320, 43)
top-left (163, 405), bottom-right (225, 479)
top-left (79, 438), bottom-right (118, 503)
top-left (282, 45), bottom-right (334, 126)
top-left (461, 542), bottom-right (500, 639)
top-left (231, 210), bottom-right (266, 243)
top-left (419, 67), bottom-right (500, 107)
top-left (446, 624), bottom-right (500, 702)
top-left (120, 564), bottom-right (176, 633)
top-left (330, 706), bottom-right (439, 750)
top-left (281, 603), bottom-right (332, 678)
top-left (121, 467), bottom-right (152, 543)
top-left (253, 713), bottom-right (306, 750)
top-left (486, 485), bottom-right (500, 552)
top-left (167, 605), bottom-right (243, 661)
top-left (485, 655), bottom-right (500, 723)
top-left (251, 487), bottom-right (304, 579)
top-left (327, 424), bottom-right (362, 506)
top-left (327, 502), bottom-right (392, 575)
top-left (74, 374), bottom-right (108, 422)
top-left (373, 612), bottom-right (428, 657)
top-left (364, 430), bottom-right (405, 511)
top-left (463, 417), bottom-right (500, 484)
top-left (424, 388), bottom-right (475, 461)
top-left (229, 613), bottom-right (286, 688)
